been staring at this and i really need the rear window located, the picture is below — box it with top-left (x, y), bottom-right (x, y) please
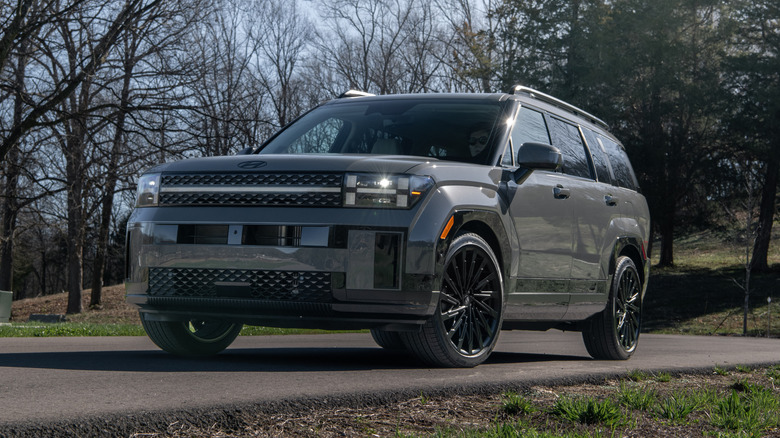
top-left (258, 100), bottom-right (505, 165)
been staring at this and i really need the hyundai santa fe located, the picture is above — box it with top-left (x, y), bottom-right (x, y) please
top-left (126, 86), bottom-right (650, 367)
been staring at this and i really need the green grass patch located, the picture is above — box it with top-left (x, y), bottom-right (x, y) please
top-left (0, 322), bottom-right (146, 337)
top-left (422, 421), bottom-right (595, 438)
top-left (767, 365), bottom-right (780, 381)
top-left (625, 369), bottom-right (650, 382)
top-left (0, 322), bottom-right (365, 337)
top-left (655, 392), bottom-right (699, 423)
top-left (617, 383), bottom-right (657, 411)
top-left (712, 388), bottom-right (780, 435)
top-left (551, 396), bottom-right (623, 427)
top-left (714, 366), bottom-right (731, 376)
top-left (501, 392), bottom-right (536, 416)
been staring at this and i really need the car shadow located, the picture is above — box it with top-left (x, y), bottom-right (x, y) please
top-left (0, 347), bottom-right (590, 372)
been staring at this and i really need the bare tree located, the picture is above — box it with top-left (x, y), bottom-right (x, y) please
top-left (89, 0), bottom-right (204, 306)
top-left (0, 0), bottom-right (164, 163)
top-left (248, 0), bottom-right (313, 128)
top-left (0, 37), bottom-right (30, 292)
top-left (182, 0), bottom-right (267, 156)
top-left (316, 0), bottom-right (430, 95)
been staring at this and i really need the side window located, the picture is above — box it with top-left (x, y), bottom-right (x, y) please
top-left (512, 107), bottom-right (551, 145)
top-left (506, 107), bottom-right (550, 166)
top-left (600, 136), bottom-right (638, 191)
top-left (287, 118), bottom-right (346, 153)
top-left (547, 117), bottom-right (593, 179)
top-left (582, 128), bottom-right (613, 184)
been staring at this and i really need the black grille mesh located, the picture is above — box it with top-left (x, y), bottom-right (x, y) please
top-left (159, 192), bottom-right (341, 207)
top-left (159, 173), bottom-right (343, 207)
top-left (148, 267), bottom-right (332, 302)
top-left (162, 173), bottom-right (342, 186)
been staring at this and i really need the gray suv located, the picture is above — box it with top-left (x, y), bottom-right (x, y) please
top-left (126, 86), bottom-right (650, 367)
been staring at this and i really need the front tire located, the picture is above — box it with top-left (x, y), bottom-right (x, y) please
top-left (582, 256), bottom-right (642, 360)
top-left (370, 328), bottom-right (406, 350)
top-left (402, 233), bottom-right (504, 368)
top-left (140, 313), bottom-right (243, 357)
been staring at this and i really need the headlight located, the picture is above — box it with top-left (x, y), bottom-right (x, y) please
top-left (344, 174), bottom-right (434, 208)
top-left (135, 173), bottom-right (161, 207)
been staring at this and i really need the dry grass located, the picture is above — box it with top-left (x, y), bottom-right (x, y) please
top-left (141, 367), bottom-right (780, 437)
top-left (10, 284), bottom-right (140, 325)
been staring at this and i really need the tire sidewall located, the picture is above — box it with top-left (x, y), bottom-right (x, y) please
top-left (433, 233), bottom-right (505, 367)
top-left (140, 313), bottom-right (242, 357)
top-left (609, 256), bottom-right (641, 358)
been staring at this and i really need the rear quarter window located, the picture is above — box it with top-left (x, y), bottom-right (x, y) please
top-left (600, 135), bottom-right (639, 191)
top-left (582, 128), bottom-right (613, 185)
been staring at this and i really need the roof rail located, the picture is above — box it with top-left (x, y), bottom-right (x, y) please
top-left (338, 89), bottom-right (375, 98)
top-left (509, 85), bottom-right (608, 129)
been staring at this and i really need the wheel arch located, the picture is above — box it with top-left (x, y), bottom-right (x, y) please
top-left (436, 210), bottom-right (515, 292)
top-left (610, 237), bottom-right (647, 287)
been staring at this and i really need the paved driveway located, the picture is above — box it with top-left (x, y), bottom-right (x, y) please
top-left (0, 331), bottom-right (778, 426)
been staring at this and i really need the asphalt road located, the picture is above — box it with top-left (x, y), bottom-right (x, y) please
top-left (0, 331), bottom-right (778, 428)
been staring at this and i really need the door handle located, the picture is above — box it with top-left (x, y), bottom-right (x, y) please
top-left (553, 184), bottom-right (570, 199)
top-left (605, 194), bottom-right (619, 206)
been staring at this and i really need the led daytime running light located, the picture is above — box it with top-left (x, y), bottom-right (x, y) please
top-left (344, 174), bottom-right (432, 209)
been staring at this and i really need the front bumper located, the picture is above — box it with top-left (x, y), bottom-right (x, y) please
top-left (125, 220), bottom-right (438, 329)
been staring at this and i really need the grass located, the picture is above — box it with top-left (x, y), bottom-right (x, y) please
top-left (501, 392), bottom-right (537, 416)
top-left (379, 367), bottom-right (780, 438)
top-left (0, 321), bottom-right (361, 337)
top-left (0, 322), bottom-right (146, 337)
top-left (714, 365), bottom-right (731, 376)
top-left (643, 225), bottom-right (780, 337)
top-left (712, 385), bottom-right (780, 435)
top-left (618, 383), bottom-right (657, 410)
top-left (655, 392), bottom-right (699, 422)
top-left (551, 397), bottom-right (623, 427)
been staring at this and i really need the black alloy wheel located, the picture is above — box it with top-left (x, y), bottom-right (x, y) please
top-left (614, 260), bottom-right (641, 351)
top-left (403, 233), bottom-right (504, 367)
top-left (582, 255), bottom-right (642, 360)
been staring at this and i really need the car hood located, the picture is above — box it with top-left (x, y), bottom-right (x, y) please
top-left (146, 154), bottom-right (440, 175)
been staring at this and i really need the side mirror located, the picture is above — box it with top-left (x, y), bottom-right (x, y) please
top-left (237, 147), bottom-right (254, 155)
top-left (517, 142), bottom-right (562, 170)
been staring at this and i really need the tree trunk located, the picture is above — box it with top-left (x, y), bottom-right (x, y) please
top-left (91, 43), bottom-right (133, 306)
top-left (65, 140), bottom-right (85, 314)
top-left (751, 150), bottom-right (779, 272)
top-left (658, 208), bottom-right (675, 267)
top-left (0, 40), bottom-right (28, 292)
top-left (0, 147), bottom-right (19, 292)
top-left (65, 110), bottom-right (87, 314)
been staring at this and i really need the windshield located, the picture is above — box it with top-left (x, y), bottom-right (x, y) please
top-left (257, 99), bottom-right (505, 165)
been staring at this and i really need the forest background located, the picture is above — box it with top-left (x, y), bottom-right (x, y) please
top-left (0, 0), bottom-right (777, 315)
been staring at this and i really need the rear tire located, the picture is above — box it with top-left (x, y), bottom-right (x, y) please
top-left (140, 313), bottom-right (242, 357)
top-left (370, 328), bottom-right (406, 350)
top-left (582, 256), bottom-right (642, 360)
top-left (402, 233), bottom-right (504, 368)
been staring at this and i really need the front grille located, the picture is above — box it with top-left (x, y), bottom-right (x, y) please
top-left (147, 267), bottom-right (333, 302)
top-left (162, 173), bottom-right (343, 187)
top-left (159, 172), bottom-right (343, 207)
